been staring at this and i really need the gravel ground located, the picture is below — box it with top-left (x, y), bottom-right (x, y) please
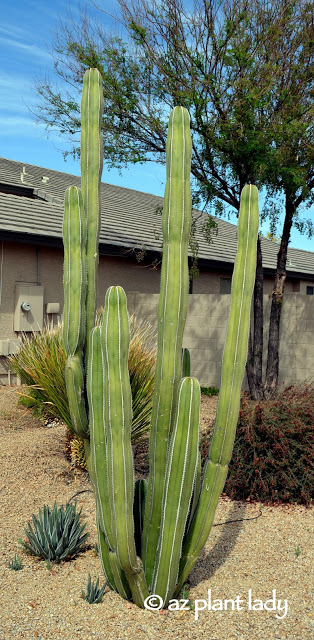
top-left (0, 386), bottom-right (313, 640)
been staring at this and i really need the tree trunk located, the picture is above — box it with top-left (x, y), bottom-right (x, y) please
top-left (263, 193), bottom-right (295, 398)
top-left (246, 235), bottom-right (264, 399)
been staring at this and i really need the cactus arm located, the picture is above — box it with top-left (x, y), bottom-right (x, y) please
top-left (62, 186), bottom-right (88, 437)
top-left (181, 347), bottom-right (191, 377)
top-left (97, 520), bottom-right (118, 592)
top-left (64, 356), bottom-right (88, 437)
top-left (185, 449), bottom-right (201, 537)
top-left (108, 552), bottom-right (132, 600)
top-left (210, 184), bottom-right (259, 464)
top-left (63, 186), bottom-right (86, 356)
top-left (87, 327), bottom-right (115, 547)
top-left (142, 106), bottom-right (192, 585)
top-left (101, 286), bottom-right (137, 572)
top-left (101, 286), bottom-right (149, 604)
top-left (175, 184), bottom-right (259, 595)
top-left (174, 461), bottom-right (228, 595)
top-left (80, 68), bottom-right (104, 359)
top-left (152, 377), bottom-right (200, 605)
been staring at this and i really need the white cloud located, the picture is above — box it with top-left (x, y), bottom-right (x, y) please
top-left (0, 24), bottom-right (25, 38)
top-left (0, 35), bottom-right (51, 61)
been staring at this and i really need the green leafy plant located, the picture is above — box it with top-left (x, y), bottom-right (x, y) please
top-left (8, 554), bottom-right (23, 571)
top-left (200, 386), bottom-right (219, 397)
top-left (180, 583), bottom-right (194, 610)
top-left (81, 574), bottom-right (107, 604)
top-left (21, 502), bottom-right (89, 563)
top-left (61, 68), bottom-right (258, 608)
top-left (295, 546), bottom-right (301, 557)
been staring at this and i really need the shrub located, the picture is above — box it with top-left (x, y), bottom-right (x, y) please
top-left (9, 314), bottom-right (156, 452)
top-left (10, 325), bottom-right (69, 424)
top-left (223, 385), bottom-right (314, 506)
top-left (21, 502), bottom-right (89, 563)
top-left (200, 386), bottom-right (219, 397)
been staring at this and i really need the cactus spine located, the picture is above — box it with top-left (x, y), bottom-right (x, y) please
top-left (62, 67), bottom-right (259, 609)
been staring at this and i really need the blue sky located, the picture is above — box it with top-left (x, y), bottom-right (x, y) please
top-left (1, 0), bottom-right (312, 251)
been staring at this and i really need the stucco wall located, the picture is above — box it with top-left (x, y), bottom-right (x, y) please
top-left (0, 240), bottom-right (313, 387)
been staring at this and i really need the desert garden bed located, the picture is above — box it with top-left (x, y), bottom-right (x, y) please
top-left (0, 387), bottom-right (312, 640)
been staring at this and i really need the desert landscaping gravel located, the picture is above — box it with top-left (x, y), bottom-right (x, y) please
top-left (0, 386), bottom-right (313, 640)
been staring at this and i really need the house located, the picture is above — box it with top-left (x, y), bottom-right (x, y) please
top-left (0, 156), bottom-right (313, 386)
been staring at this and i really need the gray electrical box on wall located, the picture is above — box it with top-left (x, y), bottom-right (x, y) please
top-left (14, 285), bottom-right (44, 331)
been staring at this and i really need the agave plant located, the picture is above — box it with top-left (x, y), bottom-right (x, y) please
top-left (8, 554), bottom-right (23, 571)
top-left (21, 502), bottom-right (89, 563)
top-left (81, 574), bottom-right (107, 604)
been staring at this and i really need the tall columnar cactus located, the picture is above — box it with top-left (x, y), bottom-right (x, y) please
top-left (62, 67), bottom-right (259, 609)
top-left (63, 68), bottom-right (103, 447)
top-left (142, 106), bottom-right (192, 586)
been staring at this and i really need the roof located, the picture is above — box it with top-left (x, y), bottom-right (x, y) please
top-left (0, 156), bottom-right (313, 277)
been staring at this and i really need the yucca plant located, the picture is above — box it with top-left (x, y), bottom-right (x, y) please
top-left (21, 502), bottom-right (89, 563)
top-left (9, 314), bottom-right (156, 444)
top-left (9, 326), bottom-right (69, 424)
top-left (8, 554), bottom-right (23, 571)
top-left (81, 574), bottom-right (107, 604)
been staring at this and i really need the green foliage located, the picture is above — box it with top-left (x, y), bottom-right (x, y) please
top-left (9, 327), bottom-right (69, 424)
top-left (81, 574), bottom-right (107, 604)
top-left (223, 385), bottom-right (314, 505)
top-left (17, 394), bottom-right (42, 415)
top-left (9, 314), bottom-right (156, 444)
top-left (33, 0), bottom-right (313, 216)
top-left (8, 554), bottom-right (23, 571)
top-left (201, 386), bottom-right (219, 397)
top-left (21, 502), bottom-right (89, 563)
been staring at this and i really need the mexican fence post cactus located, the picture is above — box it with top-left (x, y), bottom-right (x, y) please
top-left (141, 106), bottom-right (193, 586)
top-left (62, 66), bottom-right (259, 609)
top-left (174, 183), bottom-right (259, 595)
top-left (63, 68), bottom-right (103, 467)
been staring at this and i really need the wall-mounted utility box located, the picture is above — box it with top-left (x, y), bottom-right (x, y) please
top-left (14, 285), bottom-right (44, 332)
top-left (0, 339), bottom-right (22, 355)
top-left (46, 302), bottom-right (60, 314)
top-left (0, 340), bottom-right (10, 356)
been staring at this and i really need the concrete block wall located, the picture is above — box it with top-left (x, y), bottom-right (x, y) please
top-left (130, 293), bottom-right (314, 389)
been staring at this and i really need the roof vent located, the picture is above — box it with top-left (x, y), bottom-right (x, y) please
top-left (20, 166), bottom-right (33, 186)
top-left (42, 176), bottom-right (49, 184)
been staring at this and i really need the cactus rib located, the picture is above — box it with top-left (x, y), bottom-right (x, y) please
top-left (142, 106), bottom-right (192, 586)
top-left (152, 377), bottom-right (200, 604)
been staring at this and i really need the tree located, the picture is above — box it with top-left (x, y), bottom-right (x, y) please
top-left (34, 0), bottom-right (314, 398)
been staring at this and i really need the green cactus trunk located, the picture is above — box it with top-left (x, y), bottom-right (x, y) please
top-left (174, 184), bottom-right (259, 595)
top-left (62, 67), bottom-right (259, 610)
top-left (141, 106), bottom-right (192, 587)
top-left (80, 68), bottom-right (104, 362)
